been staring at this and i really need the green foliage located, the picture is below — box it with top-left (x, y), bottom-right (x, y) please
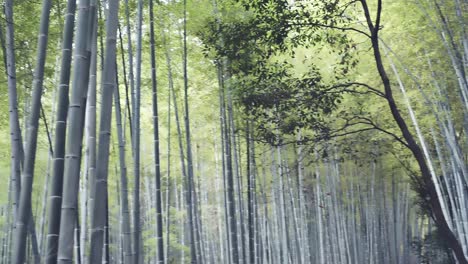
top-left (196, 0), bottom-right (361, 146)
top-left (233, 62), bottom-right (340, 144)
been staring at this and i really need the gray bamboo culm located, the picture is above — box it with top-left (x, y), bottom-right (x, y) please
top-left (114, 68), bottom-right (133, 264)
top-left (57, 0), bottom-right (95, 261)
top-left (12, 0), bottom-right (52, 262)
top-left (44, 0), bottom-right (76, 262)
top-left (88, 0), bottom-right (121, 262)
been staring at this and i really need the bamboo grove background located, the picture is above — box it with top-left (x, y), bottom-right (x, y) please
top-left (0, 0), bottom-right (467, 263)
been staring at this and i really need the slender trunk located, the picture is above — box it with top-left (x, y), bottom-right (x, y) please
top-left (182, 1), bottom-right (199, 262)
top-left (220, 62), bottom-right (239, 264)
top-left (117, 24), bottom-right (133, 139)
top-left (115, 66), bottom-right (133, 264)
top-left (246, 121), bottom-right (255, 264)
top-left (38, 65), bottom-right (58, 256)
top-left (57, 0), bottom-right (96, 261)
top-left (81, 7), bottom-right (98, 263)
top-left (285, 160), bottom-right (302, 264)
top-left (231, 121), bottom-right (246, 264)
top-left (105, 196), bottom-right (110, 264)
top-left (4, 0), bottom-right (22, 230)
top-left (149, 0), bottom-right (165, 261)
top-left (133, 0), bottom-right (144, 262)
top-left (164, 59), bottom-right (172, 264)
top-left (39, 145), bottom-right (52, 255)
top-left (216, 63), bottom-right (233, 264)
top-left (360, 1), bottom-right (468, 262)
top-left (74, 211), bottom-right (81, 264)
top-left (88, 0), bottom-right (120, 262)
top-left (12, 0), bottom-right (52, 261)
top-left (315, 151), bottom-right (324, 264)
top-left (161, 22), bottom-right (190, 263)
top-left (2, 4), bottom-right (44, 260)
top-left (124, 0), bottom-right (136, 142)
top-left (29, 217), bottom-right (40, 264)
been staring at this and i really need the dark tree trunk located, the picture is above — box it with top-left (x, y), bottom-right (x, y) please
top-left (182, 0), bottom-right (199, 262)
top-left (360, 1), bottom-right (468, 263)
top-left (133, 0), bottom-right (144, 262)
top-left (149, 0), bottom-right (165, 262)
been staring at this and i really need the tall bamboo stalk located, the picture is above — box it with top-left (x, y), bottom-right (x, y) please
top-left (12, 0), bottom-right (52, 261)
top-left (114, 66), bottom-right (133, 264)
top-left (88, 0), bottom-right (120, 261)
top-left (149, 0), bottom-right (165, 261)
top-left (4, 0), bottom-right (22, 232)
top-left (181, 0), bottom-right (200, 261)
top-left (133, 0), bottom-right (144, 262)
top-left (57, 0), bottom-right (95, 261)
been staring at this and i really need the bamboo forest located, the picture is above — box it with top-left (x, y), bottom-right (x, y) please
top-left (1, 0), bottom-right (468, 263)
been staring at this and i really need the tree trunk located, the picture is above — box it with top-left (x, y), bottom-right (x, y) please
top-left (133, 0), bottom-right (144, 262)
top-left (114, 65), bottom-right (133, 264)
top-left (4, 0), bottom-right (22, 231)
top-left (57, 0), bottom-right (95, 261)
top-left (360, 1), bottom-right (468, 262)
top-left (182, 0), bottom-right (200, 262)
top-left (148, 0), bottom-right (165, 261)
top-left (220, 61), bottom-right (239, 264)
top-left (246, 121), bottom-right (255, 264)
top-left (12, 0), bottom-right (52, 261)
top-left (88, 0), bottom-right (120, 261)
top-left (124, 0), bottom-right (136, 143)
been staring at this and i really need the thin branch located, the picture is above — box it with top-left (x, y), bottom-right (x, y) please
top-left (316, 115), bottom-right (410, 149)
top-left (375, 0), bottom-right (383, 32)
top-left (324, 82), bottom-right (385, 97)
top-left (40, 100), bottom-right (54, 156)
top-left (288, 22), bottom-right (371, 38)
top-left (359, 0), bottom-right (374, 33)
top-left (354, 116), bottom-right (410, 148)
top-left (369, 123), bottom-right (410, 149)
top-left (337, 0), bottom-right (360, 17)
top-left (325, 126), bottom-right (376, 138)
